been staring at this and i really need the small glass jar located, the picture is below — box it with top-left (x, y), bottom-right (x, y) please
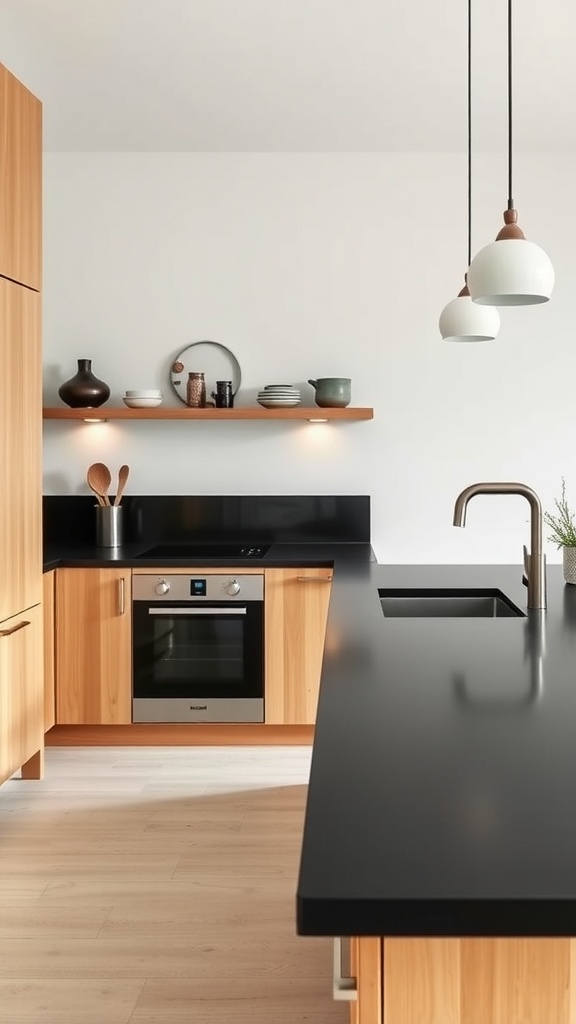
top-left (186, 371), bottom-right (206, 408)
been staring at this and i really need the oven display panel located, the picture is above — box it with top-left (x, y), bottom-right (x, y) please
top-left (190, 579), bottom-right (207, 597)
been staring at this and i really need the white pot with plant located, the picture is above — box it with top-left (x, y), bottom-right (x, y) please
top-left (544, 479), bottom-right (576, 584)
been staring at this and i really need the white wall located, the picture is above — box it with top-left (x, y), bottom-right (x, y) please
top-left (43, 151), bottom-right (576, 564)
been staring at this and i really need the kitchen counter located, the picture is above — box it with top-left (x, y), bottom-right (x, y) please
top-left (43, 540), bottom-right (374, 572)
top-left (297, 561), bottom-right (576, 938)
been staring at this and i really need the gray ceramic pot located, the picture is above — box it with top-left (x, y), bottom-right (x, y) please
top-left (308, 377), bottom-right (351, 408)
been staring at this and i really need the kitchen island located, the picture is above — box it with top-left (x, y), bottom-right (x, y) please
top-left (297, 561), bottom-right (576, 1023)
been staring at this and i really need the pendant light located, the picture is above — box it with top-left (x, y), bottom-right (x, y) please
top-left (467, 0), bottom-right (554, 305)
top-left (439, 0), bottom-right (500, 342)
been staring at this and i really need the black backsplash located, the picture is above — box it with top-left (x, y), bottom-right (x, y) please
top-left (43, 495), bottom-right (370, 548)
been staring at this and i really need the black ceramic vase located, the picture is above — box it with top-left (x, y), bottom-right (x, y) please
top-left (58, 358), bottom-right (111, 408)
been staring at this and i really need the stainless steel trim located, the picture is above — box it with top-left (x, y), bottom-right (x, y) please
top-left (133, 573), bottom-right (264, 602)
top-left (332, 938), bottom-right (357, 1002)
top-left (147, 607), bottom-right (247, 616)
top-left (0, 620), bottom-right (31, 638)
top-left (132, 697), bottom-right (264, 723)
top-left (296, 576), bottom-right (333, 583)
top-left (118, 577), bottom-right (125, 615)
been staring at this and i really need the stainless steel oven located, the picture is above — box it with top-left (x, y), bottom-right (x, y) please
top-left (132, 574), bottom-right (264, 722)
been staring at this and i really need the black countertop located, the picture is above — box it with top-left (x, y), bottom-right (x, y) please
top-left (42, 540), bottom-right (374, 573)
top-left (297, 561), bottom-right (576, 938)
top-left (45, 526), bottom-right (576, 939)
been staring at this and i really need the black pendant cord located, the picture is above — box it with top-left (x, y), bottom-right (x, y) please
top-left (467, 0), bottom-right (472, 267)
top-left (507, 0), bottom-right (514, 209)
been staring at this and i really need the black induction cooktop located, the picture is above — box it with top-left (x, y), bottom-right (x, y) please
top-left (137, 543), bottom-right (270, 559)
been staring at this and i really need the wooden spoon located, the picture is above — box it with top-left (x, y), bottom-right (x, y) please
top-left (87, 482), bottom-right (106, 507)
top-left (114, 464), bottom-right (130, 506)
top-left (86, 466), bottom-right (106, 506)
top-left (87, 462), bottom-right (112, 507)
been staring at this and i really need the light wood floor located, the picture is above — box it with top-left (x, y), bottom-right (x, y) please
top-left (0, 746), bottom-right (347, 1024)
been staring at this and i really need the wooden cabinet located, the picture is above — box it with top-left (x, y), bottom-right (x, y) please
top-left (0, 63), bottom-right (42, 291)
top-left (50, 563), bottom-right (329, 729)
top-left (55, 568), bottom-right (132, 725)
top-left (43, 571), bottom-right (55, 732)
top-left (0, 604), bottom-right (44, 781)
top-left (343, 937), bottom-right (576, 1024)
top-left (264, 567), bottom-right (333, 724)
top-left (0, 65), bottom-right (43, 787)
top-left (0, 277), bottom-right (42, 623)
top-left (349, 938), bottom-right (383, 1024)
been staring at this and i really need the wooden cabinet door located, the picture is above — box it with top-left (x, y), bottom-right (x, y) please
top-left (55, 568), bottom-right (132, 725)
top-left (0, 63), bottom-right (42, 290)
top-left (0, 278), bottom-right (42, 623)
top-left (350, 938), bottom-right (383, 1024)
top-left (0, 603), bottom-right (44, 784)
top-left (265, 567), bottom-right (333, 724)
top-left (43, 571), bottom-right (55, 732)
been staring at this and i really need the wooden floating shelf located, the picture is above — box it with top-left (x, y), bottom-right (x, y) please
top-left (43, 406), bottom-right (374, 422)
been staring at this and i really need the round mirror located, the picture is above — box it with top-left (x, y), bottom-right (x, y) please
top-left (170, 341), bottom-right (242, 405)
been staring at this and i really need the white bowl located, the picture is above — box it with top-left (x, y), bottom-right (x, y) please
top-left (123, 397), bottom-right (163, 408)
top-left (260, 396), bottom-right (300, 401)
top-left (257, 398), bottom-right (301, 408)
top-left (262, 389), bottom-right (299, 395)
top-left (257, 392), bottom-right (300, 399)
top-left (125, 389), bottom-right (163, 397)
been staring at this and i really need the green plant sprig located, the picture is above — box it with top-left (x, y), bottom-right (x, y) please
top-left (543, 478), bottom-right (576, 548)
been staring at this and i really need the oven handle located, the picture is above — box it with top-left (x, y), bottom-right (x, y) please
top-left (148, 607), bottom-right (247, 616)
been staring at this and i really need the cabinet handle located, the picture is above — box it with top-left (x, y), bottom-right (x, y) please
top-left (296, 576), bottom-right (333, 583)
top-left (332, 937), bottom-right (357, 1001)
top-left (118, 578), bottom-right (126, 615)
top-left (0, 620), bottom-right (31, 638)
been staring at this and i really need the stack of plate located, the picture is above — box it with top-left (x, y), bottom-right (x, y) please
top-left (123, 389), bottom-right (163, 408)
top-left (257, 384), bottom-right (301, 409)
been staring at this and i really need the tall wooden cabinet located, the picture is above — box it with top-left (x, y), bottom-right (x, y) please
top-left (264, 568), bottom-right (333, 724)
top-left (0, 63), bottom-right (43, 785)
top-left (0, 278), bottom-right (42, 621)
top-left (0, 63), bottom-right (42, 290)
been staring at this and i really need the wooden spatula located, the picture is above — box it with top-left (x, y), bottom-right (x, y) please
top-left (114, 464), bottom-right (130, 506)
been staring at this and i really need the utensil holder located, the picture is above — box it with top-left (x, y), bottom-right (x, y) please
top-left (95, 505), bottom-right (123, 547)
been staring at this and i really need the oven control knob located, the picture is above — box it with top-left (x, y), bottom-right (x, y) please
top-left (155, 579), bottom-right (170, 595)
top-left (227, 579), bottom-right (241, 596)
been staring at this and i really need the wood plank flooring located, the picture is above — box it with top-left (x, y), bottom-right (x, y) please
top-left (0, 746), bottom-right (346, 1023)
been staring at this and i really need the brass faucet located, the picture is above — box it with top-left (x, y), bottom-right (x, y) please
top-left (453, 482), bottom-right (546, 610)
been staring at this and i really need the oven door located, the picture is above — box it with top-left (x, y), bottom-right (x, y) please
top-left (132, 600), bottom-right (264, 723)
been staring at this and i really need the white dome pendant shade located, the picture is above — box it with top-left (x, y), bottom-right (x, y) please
top-left (438, 0), bottom-right (500, 343)
top-left (467, 0), bottom-right (554, 307)
top-left (439, 281), bottom-right (500, 342)
top-left (467, 208), bottom-right (554, 306)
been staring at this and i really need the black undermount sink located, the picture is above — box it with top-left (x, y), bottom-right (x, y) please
top-left (379, 588), bottom-right (526, 619)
